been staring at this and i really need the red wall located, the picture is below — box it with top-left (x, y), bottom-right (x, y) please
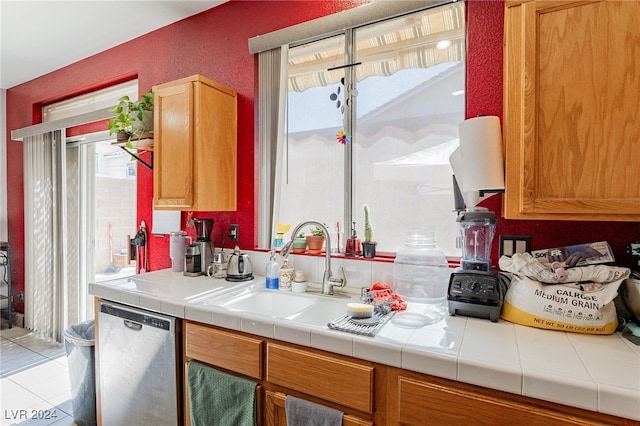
top-left (5, 0), bottom-right (638, 314)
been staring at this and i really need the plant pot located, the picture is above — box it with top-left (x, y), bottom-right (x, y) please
top-left (362, 241), bottom-right (377, 258)
top-left (305, 235), bottom-right (325, 254)
top-left (292, 237), bottom-right (307, 254)
top-left (116, 130), bottom-right (130, 143)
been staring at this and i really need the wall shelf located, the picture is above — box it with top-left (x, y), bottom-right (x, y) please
top-left (111, 138), bottom-right (154, 170)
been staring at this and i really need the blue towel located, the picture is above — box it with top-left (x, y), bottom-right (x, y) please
top-left (188, 361), bottom-right (257, 426)
top-left (285, 395), bottom-right (343, 426)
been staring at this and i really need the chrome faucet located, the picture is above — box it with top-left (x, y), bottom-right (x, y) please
top-left (280, 220), bottom-right (347, 295)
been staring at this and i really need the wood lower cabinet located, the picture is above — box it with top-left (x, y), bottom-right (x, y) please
top-left (183, 320), bottom-right (634, 426)
top-left (265, 390), bottom-right (372, 426)
top-left (183, 321), bottom-right (379, 425)
top-left (389, 368), bottom-right (633, 426)
top-left (503, 0), bottom-right (640, 221)
top-left (266, 343), bottom-right (374, 414)
top-left (184, 322), bottom-right (263, 379)
top-left (153, 74), bottom-right (237, 211)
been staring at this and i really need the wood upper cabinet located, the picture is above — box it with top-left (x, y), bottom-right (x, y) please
top-left (153, 75), bottom-right (237, 211)
top-left (503, 0), bottom-right (640, 221)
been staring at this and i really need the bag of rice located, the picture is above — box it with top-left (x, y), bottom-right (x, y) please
top-left (499, 253), bottom-right (630, 334)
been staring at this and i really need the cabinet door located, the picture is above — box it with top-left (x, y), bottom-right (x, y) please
top-left (264, 391), bottom-right (372, 426)
top-left (154, 81), bottom-right (195, 209)
top-left (191, 80), bottom-right (237, 211)
top-left (503, 0), bottom-right (640, 221)
top-left (184, 322), bottom-right (263, 379)
top-left (153, 74), bottom-right (237, 211)
top-left (398, 375), bottom-right (605, 426)
top-left (266, 343), bottom-right (374, 414)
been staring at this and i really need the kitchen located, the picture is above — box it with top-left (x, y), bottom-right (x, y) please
top-left (2, 0), bottom-right (640, 425)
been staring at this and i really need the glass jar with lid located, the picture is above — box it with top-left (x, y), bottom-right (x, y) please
top-left (392, 231), bottom-right (450, 327)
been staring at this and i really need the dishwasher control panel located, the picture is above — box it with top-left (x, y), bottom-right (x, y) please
top-left (100, 302), bottom-right (171, 330)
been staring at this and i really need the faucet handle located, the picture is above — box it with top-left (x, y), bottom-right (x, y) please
top-left (328, 266), bottom-right (347, 294)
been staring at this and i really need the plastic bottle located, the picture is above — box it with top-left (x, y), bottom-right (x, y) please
top-left (393, 232), bottom-right (450, 303)
top-left (265, 250), bottom-right (280, 290)
top-left (278, 258), bottom-right (294, 291)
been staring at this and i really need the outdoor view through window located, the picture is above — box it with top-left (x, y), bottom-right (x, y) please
top-left (276, 3), bottom-right (465, 256)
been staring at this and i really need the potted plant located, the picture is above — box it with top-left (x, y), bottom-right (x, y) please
top-left (292, 233), bottom-right (307, 254)
top-left (362, 204), bottom-right (377, 258)
top-left (107, 92), bottom-right (154, 150)
top-left (305, 225), bottom-right (326, 254)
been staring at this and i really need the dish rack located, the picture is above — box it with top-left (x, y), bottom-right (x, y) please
top-left (327, 288), bottom-right (397, 337)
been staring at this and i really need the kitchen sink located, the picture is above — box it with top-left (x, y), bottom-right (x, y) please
top-left (286, 300), bottom-right (348, 325)
top-left (220, 290), bottom-right (317, 317)
top-left (194, 279), bottom-right (358, 326)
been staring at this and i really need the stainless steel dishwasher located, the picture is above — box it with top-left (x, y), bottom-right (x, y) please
top-left (97, 300), bottom-right (181, 426)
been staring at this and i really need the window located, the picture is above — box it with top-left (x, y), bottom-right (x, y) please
top-left (262, 2), bottom-right (465, 256)
top-left (42, 81), bottom-right (139, 321)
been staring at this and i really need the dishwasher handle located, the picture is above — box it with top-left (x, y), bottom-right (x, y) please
top-left (124, 319), bottom-right (142, 331)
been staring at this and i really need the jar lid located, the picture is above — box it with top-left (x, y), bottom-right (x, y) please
top-left (404, 231), bottom-right (437, 246)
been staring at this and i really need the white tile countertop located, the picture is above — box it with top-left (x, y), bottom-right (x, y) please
top-left (89, 259), bottom-right (640, 421)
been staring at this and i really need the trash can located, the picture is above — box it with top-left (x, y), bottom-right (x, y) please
top-left (63, 319), bottom-right (97, 426)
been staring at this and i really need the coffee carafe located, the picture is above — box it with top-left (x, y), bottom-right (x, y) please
top-left (184, 244), bottom-right (202, 277)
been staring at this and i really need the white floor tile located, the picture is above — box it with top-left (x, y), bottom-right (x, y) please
top-left (0, 378), bottom-right (43, 413)
top-left (0, 328), bottom-right (82, 426)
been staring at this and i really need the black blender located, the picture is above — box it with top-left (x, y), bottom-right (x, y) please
top-left (447, 208), bottom-right (507, 322)
top-left (447, 116), bottom-right (508, 322)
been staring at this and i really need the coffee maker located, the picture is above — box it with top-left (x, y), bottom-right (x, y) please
top-left (447, 208), bottom-right (506, 322)
top-left (184, 244), bottom-right (202, 276)
top-left (184, 218), bottom-right (214, 276)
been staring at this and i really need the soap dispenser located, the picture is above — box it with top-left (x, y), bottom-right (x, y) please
top-left (265, 249), bottom-right (280, 290)
top-left (345, 222), bottom-right (361, 257)
top-left (278, 258), bottom-right (294, 291)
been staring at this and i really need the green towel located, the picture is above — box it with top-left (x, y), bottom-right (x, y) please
top-left (188, 360), bottom-right (257, 426)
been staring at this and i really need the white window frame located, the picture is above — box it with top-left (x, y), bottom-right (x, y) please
top-left (255, 1), bottom-right (462, 252)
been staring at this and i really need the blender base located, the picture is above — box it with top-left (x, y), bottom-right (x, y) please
top-left (447, 270), bottom-right (508, 322)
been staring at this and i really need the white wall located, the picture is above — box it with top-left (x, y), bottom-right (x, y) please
top-left (1, 89), bottom-right (7, 242)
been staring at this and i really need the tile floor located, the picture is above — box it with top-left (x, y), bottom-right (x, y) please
top-left (0, 327), bottom-right (76, 425)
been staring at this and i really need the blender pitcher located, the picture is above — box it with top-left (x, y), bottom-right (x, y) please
top-left (457, 208), bottom-right (497, 271)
